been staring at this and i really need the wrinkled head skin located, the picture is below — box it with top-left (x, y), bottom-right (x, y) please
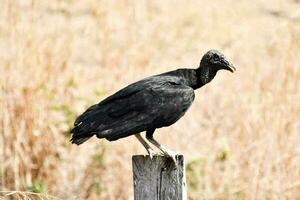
top-left (202, 49), bottom-right (236, 72)
top-left (202, 49), bottom-right (235, 72)
top-left (198, 49), bottom-right (235, 84)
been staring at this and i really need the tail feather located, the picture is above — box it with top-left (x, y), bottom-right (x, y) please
top-left (70, 134), bottom-right (92, 145)
top-left (70, 104), bottom-right (104, 145)
top-left (70, 101), bottom-right (146, 144)
top-left (70, 125), bottom-right (94, 145)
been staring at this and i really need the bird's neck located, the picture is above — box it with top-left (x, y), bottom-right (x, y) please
top-left (196, 63), bottom-right (217, 87)
top-left (177, 68), bottom-right (204, 90)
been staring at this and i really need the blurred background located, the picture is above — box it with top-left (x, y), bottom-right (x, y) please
top-left (1, 0), bottom-right (300, 199)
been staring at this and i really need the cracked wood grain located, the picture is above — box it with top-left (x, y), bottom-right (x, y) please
top-left (132, 155), bottom-right (187, 200)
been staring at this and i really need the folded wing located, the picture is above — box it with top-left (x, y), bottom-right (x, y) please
top-left (70, 76), bottom-right (195, 144)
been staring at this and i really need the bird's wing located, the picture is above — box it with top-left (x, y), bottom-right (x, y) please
top-left (73, 76), bottom-right (156, 126)
top-left (72, 75), bottom-right (195, 141)
top-left (75, 75), bottom-right (181, 123)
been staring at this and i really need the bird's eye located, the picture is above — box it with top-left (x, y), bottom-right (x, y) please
top-left (212, 54), bottom-right (219, 61)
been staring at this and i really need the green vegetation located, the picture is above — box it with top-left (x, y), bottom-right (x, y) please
top-left (186, 158), bottom-right (207, 192)
top-left (51, 103), bottom-right (77, 127)
top-left (27, 181), bottom-right (47, 194)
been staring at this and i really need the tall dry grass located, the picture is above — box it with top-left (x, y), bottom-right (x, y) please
top-left (0, 0), bottom-right (300, 199)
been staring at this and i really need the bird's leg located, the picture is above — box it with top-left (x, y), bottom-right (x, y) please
top-left (134, 133), bottom-right (156, 159)
top-left (146, 129), bottom-right (177, 164)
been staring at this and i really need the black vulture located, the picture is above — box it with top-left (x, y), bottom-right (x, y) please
top-left (70, 49), bottom-right (235, 162)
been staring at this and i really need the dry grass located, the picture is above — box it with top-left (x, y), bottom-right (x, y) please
top-left (0, 0), bottom-right (300, 199)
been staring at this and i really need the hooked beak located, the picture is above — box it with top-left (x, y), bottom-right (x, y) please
top-left (222, 60), bottom-right (236, 73)
top-left (227, 63), bottom-right (236, 73)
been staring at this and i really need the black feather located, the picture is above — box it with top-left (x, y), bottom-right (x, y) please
top-left (70, 50), bottom-right (235, 145)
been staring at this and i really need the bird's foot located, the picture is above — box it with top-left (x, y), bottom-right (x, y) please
top-left (162, 150), bottom-right (178, 165)
top-left (147, 148), bottom-right (157, 159)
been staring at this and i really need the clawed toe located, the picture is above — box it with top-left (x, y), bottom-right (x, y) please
top-left (147, 148), bottom-right (157, 159)
top-left (163, 150), bottom-right (178, 164)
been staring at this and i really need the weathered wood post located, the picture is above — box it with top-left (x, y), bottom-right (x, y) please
top-left (132, 155), bottom-right (187, 200)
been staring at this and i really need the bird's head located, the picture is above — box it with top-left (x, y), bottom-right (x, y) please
top-left (198, 49), bottom-right (235, 84)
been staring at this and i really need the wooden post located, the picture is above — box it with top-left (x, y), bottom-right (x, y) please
top-left (132, 155), bottom-right (187, 200)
